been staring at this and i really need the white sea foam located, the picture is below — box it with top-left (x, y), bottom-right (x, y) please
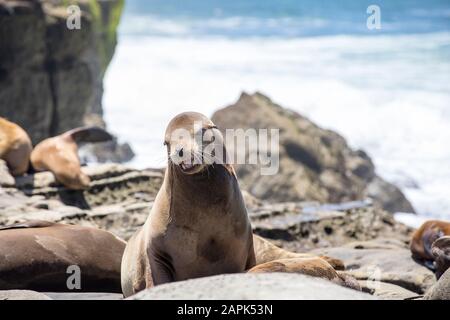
top-left (103, 32), bottom-right (450, 219)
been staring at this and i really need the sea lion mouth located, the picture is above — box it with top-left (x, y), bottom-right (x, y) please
top-left (178, 160), bottom-right (205, 174)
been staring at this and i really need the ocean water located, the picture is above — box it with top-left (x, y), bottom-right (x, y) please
top-left (103, 0), bottom-right (450, 224)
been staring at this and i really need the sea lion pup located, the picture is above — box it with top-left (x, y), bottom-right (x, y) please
top-left (410, 220), bottom-right (450, 270)
top-left (431, 236), bottom-right (450, 279)
top-left (121, 112), bottom-right (256, 297)
top-left (253, 234), bottom-right (345, 270)
top-left (0, 220), bottom-right (126, 292)
top-left (30, 126), bottom-right (113, 190)
top-left (0, 117), bottom-right (32, 175)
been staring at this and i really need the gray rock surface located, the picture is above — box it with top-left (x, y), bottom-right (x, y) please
top-left (44, 292), bottom-right (123, 300)
top-left (211, 92), bottom-right (414, 213)
top-left (129, 273), bottom-right (376, 300)
top-left (0, 290), bottom-right (52, 300)
top-left (424, 268), bottom-right (450, 300)
top-left (358, 280), bottom-right (419, 300)
top-left (0, 160), bottom-right (15, 187)
top-left (312, 241), bottom-right (436, 294)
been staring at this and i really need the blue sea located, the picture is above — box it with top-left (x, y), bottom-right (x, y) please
top-left (103, 0), bottom-right (450, 224)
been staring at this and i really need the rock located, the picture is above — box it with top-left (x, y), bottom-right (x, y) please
top-left (424, 268), bottom-right (450, 300)
top-left (0, 290), bottom-right (52, 300)
top-left (0, 160), bottom-right (14, 187)
top-left (44, 292), bottom-right (123, 300)
top-left (358, 280), bottom-right (418, 300)
top-left (79, 139), bottom-right (135, 164)
top-left (311, 241), bottom-right (436, 294)
top-left (364, 176), bottom-right (415, 214)
top-left (211, 92), bottom-right (414, 213)
top-left (128, 273), bottom-right (376, 300)
top-left (251, 202), bottom-right (413, 252)
top-left (0, 0), bottom-right (125, 144)
top-left (0, 164), bottom-right (163, 240)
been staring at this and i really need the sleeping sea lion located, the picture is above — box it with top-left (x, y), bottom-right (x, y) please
top-left (0, 220), bottom-right (126, 292)
top-left (30, 126), bottom-right (113, 189)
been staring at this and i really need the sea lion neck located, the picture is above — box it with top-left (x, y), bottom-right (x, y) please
top-left (167, 164), bottom-right (235, 209)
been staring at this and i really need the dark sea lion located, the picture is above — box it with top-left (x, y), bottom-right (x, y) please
top-left (30, 126), bottom-right (113, 190)
top-left (121, 112), bottom-right (349, 297)
top-left (431, 236), bottom-right (450, 279)
top-left (0, 220), bottom-right (126, 292)
top-left (410, 220), bottom-right (450, 270)
top-left (121, 112), bottom-right (256, 297)
top-left (0, 117), bottom-right (32, 176)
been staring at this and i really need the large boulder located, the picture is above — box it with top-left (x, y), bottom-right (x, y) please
top-left (128, 273), bottom-right (376, 300)
top-left (0, 0), bottom-right (124, 144)
top-left (211, 92), bottom-right (414, 213)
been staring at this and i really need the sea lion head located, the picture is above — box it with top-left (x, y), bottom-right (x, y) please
top-left (432, 236), bottom-right (450, 279)
top-left (164, 112), bottom-right (227, 175)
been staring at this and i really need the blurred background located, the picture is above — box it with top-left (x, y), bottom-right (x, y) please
top-left (104, 0), bottom-right (450, 220)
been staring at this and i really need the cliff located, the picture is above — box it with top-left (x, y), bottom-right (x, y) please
top-left (0, 0), bottom-right (124, 144)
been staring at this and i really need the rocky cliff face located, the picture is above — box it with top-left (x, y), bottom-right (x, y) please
top-left (0, 0), bottom-right (124, 144)
top-left (212, 92), bottom-right (415, 214)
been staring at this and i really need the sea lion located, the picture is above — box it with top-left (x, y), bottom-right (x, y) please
top-left (30, 126), bottom-right (113, 190)
top-left (431, 236), bottom-right (450, 279)
top-left (247, 257), bottom-right (360, 290)
top-left (410, 220), bottom-right (450, 270)
top-left (121, 112), bottom-right (256, 297)
top-left (0, 220), bottom-right (126, 292)
top-left (0, 117), bottom-right (32, 176)
top-left (121, 112), bottom-right (348, 297)
top-left (252, 234), bottom-right (345, 270)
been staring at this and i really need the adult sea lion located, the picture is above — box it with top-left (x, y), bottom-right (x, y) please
top-left (30, 126), bottom-right (113, 190)
top-left (431, 236), bottom-right (450, 279)
top-left (121, 112), bottom-right (348, 297)
top-left (410, 220), bottom-right (450, 270)
top-left (0, 117), bottom-right (32, 176)
top-left (121, 112), bottom-right (256, 297)
top-left (0, 220), bottom-right (125, 292)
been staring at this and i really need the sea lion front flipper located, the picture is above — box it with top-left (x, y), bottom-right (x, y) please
top-left (67, 126), bottom-right (113, 144)
top-left (0, 220), bottom-right (55, 231)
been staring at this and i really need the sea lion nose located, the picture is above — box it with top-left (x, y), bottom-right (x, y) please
top-left (176, 147), bottom-right (184, 158)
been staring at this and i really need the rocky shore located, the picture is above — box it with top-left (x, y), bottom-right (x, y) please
top-left (0, 159), bottom-right (439, 300)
